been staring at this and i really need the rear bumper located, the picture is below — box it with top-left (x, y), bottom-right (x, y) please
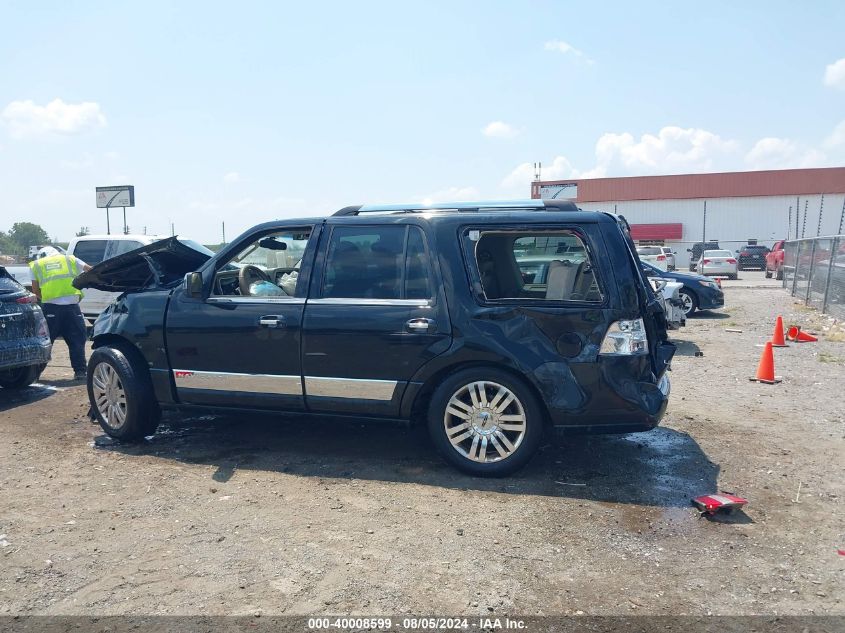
top-left (0, 338), bottom-right (51, 371)
top-left (540, 353), bottom-right (673, 433)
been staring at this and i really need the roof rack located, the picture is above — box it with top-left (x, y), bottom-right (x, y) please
top-left (332, 199), bottom-right (578, 216)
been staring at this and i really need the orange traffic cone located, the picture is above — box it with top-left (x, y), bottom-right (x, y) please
top-left (771, 315), bottom-right (788, 347)
top-left (749, 342), bottom-right (781, 384)
top-left (787, 325), bottom-right (801, 341)
top-left (794, 329), bottom-right (818, 343)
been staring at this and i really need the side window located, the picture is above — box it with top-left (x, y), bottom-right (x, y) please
top-left (72, 240), bottom-right (108, 265)
top-left (405, 227), bottom-right (431, 299)
top-left (472, 230), bottom-right (602, 302)
top-left (322, 225), bottom-right (432, 300)
top-left (109, 240), bottom-right (144, 258)
top-left (211, 228), bottom-right (312, 298)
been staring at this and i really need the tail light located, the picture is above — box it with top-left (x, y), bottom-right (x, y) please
top-left (656, 255), bottom-right (666, 261)
top-left (727, 258), bottom-right (737, 264)
top-left (16, 293), bottom-right (37, 304)
top-left (702, 259), bottom-right (711, 264)
top-left (600, 318), bottom-right (648, 355)
top-left (715, 279), bottom-right (722, 288)
top-left (740, 251), bottom-right (749, 256)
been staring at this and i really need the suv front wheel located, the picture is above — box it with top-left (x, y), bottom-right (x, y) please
top-left (427, 368), bottom-right (543, 477)
top-left (87, 346), bottom-right (160, 440)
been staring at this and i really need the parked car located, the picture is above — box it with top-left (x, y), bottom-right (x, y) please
top-left (687, 241), bottom-right (720, 271)
top-left (765, 240), bottom-right (786, 279)
top-left (0, 266), bottom-right (51, 388)
top-left (640, 261), bottom-right (724, 316)
top-left (75, 200), bottom-right (675, 477)
top-left (660, 246), bottom-right (677, 271)
top-left (66, 234), bottom-right (171, 323)
top-left (636, 245), bottom-right (669, 271)
top-left (697, 249), bottom-right (738, 279)
top-left (736, 244), bottom-right (769, 270)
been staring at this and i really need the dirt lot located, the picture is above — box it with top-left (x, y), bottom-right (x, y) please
top-left (1, 271), bottom-right (843, 616)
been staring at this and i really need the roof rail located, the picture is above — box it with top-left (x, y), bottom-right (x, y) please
top-left (332, 199), bottom-right (579, 216)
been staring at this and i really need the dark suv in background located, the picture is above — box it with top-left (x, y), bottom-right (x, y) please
top-left (75, 200), bottom-right (675, 476)
top-left (736, 244), bottom-right (770, 270)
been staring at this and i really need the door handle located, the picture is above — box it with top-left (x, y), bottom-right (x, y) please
top-left (406, 317), bottom-right (435, 332)
top-left (259, 315), bottom-right (286, 328)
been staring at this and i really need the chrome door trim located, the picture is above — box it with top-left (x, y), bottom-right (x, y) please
top-left (304, 376), bottom-right (398, 401)
top-left (307, 298), bottom-right (431, 307)
top-left (173, 369), bottom-right (303, 396)
top-left (206, 296), bottom-right (306, 305)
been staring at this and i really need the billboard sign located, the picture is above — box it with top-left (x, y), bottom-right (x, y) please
top-left (96, 185), bottom-right (135, 208)
top-left (534, 182), bottom-right (578, 200)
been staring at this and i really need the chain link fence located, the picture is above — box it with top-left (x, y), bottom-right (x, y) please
top-left (783, 235), bottom-right (845, 319)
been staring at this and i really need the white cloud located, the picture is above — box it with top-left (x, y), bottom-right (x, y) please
top-left (744, 137), bottom-right (827, 170)
top-left (824, 120), bottom-right (845, 147)
top-left (592, 126), bottom-right (739, 175)
top-left (482, 121), bottom-right (518, 139)
top-left (823, 58), bottom-right (845, 90)
top-left (419, 186), bottom-right (481, 206)
top-left (223, 171), bottom-right (241, 184)
top-left (544, 40), bottom-right (593, 64)
top-left (1, 98), bottom-right (106, 139)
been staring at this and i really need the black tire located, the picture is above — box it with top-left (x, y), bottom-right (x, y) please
top-left (0, 364), bottom-right (42, 389)
top-left (427, 367), bottom-right (544, 477)
top-left (729, 274), bottom-right (737, 280)
top-left (764, 268), bottom-right (772, 279)
top-left (776, 267), bottom-right (783, 281)
top-left (678, 288), bottom-right (698, 316)
top-left (87, 346), bottom-right (160, 441)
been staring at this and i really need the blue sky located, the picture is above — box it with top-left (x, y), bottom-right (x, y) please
top-left (1, 1), bottom-right (844, 244)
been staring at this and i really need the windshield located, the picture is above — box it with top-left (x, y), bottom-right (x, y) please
top-left (637, 246), bottom-right (662, 255)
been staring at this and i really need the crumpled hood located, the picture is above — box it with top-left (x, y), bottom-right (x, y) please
top-left (73, 237), bottom-right (212, 292)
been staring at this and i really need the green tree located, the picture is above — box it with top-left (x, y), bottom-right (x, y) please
top-left (75, 226), bottom-right (90, 237)
top-left (8, 222), bottom-right (51, 249)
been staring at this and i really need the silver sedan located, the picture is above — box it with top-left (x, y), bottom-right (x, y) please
top-left (697, 250), bottom-right (738, 279)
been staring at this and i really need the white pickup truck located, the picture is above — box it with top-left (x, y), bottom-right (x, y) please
top-left (66, 235), bottom-right (171, 323)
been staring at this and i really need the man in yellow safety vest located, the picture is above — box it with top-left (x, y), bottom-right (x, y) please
top-left (29, 247), bottom-right (92, 380)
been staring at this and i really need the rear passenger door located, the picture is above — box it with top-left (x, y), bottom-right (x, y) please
top-left (302, 222), bottom-right (450, 416)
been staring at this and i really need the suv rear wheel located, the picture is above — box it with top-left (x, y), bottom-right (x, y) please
top-left (427, 368), bottom-right (543, 477)
top-left (87, 346), bottom-right (160, 440)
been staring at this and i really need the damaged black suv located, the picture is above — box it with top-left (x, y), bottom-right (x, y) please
top-left (74, 200), bottom-right (675, 476)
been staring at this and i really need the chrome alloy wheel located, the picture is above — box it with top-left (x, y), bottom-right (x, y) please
top-left (679, 292), bottom-right (694, 315)
top-left (91, 362), bottom-right (127, 429)
top-left (443, 381), bottom-right (526, 463)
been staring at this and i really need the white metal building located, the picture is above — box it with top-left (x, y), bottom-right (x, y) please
top-left (531, 167), bottom-right (845, 268)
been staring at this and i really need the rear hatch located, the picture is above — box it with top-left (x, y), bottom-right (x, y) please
top-left (73, 237), bottom-right (213, 292)
top-left (612, 217), bottom-right (675, 377)
top-left (0, 269), bottom-right (46, 349)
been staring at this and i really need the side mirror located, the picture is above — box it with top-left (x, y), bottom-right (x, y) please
top-left (686, 248), bottom-right (692, 252)
top-left (186, 272), bottom-right (203, 298)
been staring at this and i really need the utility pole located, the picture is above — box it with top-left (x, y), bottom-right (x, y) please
top-left (702, 200), bottom-right (707, 243)
top-left (171, 222), bottom-right (175, 237)
top-left (816, 194), bottom-right (825, 237)
top-left (222, 221), bottom-right (226, 244)
top-left (787, 206), bottom-right (792, 240)
top-left (801, 200), bottom-right (808, 238)
top-left (796, 196), bottom-right (800, 238)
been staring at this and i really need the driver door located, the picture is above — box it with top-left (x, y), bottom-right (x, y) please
top-left (164, 225), bottom-right (318, 410)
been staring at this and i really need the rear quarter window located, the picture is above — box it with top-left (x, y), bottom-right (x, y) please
top-left (468, 229), bottom-right (603, 303)
top-left (72, 240), bottom-right (108, 265)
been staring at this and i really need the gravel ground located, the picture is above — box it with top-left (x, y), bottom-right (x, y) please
top-left (1, 272), bottom-right (843, 616)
